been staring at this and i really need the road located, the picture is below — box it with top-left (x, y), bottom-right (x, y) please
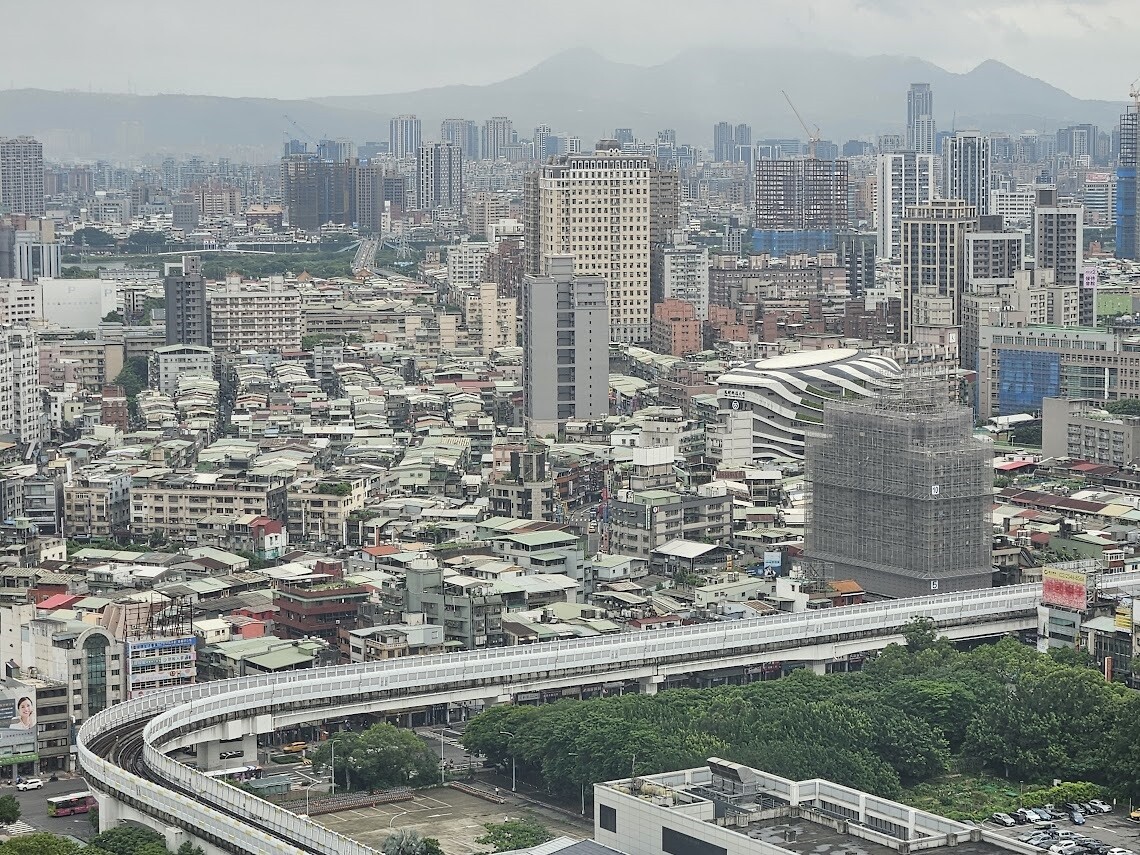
top-left (4, 776), bottom-right (94, 840)
top-left (352, 238), bottom-right (377, 274)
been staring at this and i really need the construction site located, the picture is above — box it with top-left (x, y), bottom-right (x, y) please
top-left (804, 382), bottom-right (993, 599)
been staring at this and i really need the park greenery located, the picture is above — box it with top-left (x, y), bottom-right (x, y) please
top-left (460, 622), bottom-right (1140, 819)
top-left (311, 722), bottom-right (439, 791)
top-left (0, 794), bottom-right (19, 824)
top-left (380, 830), bottom-right (444, 855)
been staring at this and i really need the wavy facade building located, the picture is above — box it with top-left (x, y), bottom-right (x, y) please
top-left (711, 349), bottom-right (902, 464)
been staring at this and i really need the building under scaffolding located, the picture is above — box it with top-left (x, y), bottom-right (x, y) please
top-left (805, 382), bottom-right (992, 598)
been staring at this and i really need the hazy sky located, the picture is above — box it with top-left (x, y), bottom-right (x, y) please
top-left (4, 0), bottom-right (1136, 101)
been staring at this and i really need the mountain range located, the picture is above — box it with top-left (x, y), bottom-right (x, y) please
top-left (0, 47), bottom-right (1129, 161)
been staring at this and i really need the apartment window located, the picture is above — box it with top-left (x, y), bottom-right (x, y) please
top-left (598, 804), bottom-right (617, 833)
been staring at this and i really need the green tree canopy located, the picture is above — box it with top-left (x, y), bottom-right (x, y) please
top-left (0, 794), bottom-right (19, 824)
top-left (72, 227), bottom-right (115, 247)
top-left (310, 723), bottom-right (439, 791)
top-left (475, 816), bottom-right (553, 852)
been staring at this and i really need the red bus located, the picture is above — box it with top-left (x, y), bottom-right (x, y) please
top-left (47, 791), bottom-right (96, 816)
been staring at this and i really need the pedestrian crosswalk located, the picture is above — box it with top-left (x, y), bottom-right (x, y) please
top-left (2, 821), bottom-right (38, 836)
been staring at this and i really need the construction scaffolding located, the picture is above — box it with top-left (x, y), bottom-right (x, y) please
top-left (804, 380), bottom-right (993, 598)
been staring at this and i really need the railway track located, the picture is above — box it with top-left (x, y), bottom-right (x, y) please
top-left (83, 716), bottom-right (325, 855)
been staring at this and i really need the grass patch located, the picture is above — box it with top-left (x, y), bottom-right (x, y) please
top-left (901, 773), bottom-right (1028, 821)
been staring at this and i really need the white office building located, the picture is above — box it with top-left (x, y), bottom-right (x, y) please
top-left (944, 131), bottom-right (991, 215)
top-left (876, 152), bottom-right (935, 260)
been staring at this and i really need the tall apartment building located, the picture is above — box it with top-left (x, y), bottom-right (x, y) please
top-left (447, 238), bottom-right (490, 286)
top-left (805, 388), bottom-right (992, 599)
top-left (525, 144), bottom-right (670, 342)
top-left (164, 255), bottom-right (208, 347)
top-left (944, 131), bottom-right (991, 215)
top-left (0, 327), bottom-right (41, 444)
top-left (466, 192), bottom-right (512, 240)
top-left (755, 159), bottom-right (850, 231)
top-left (441, 118), bottom-right (481, 160)
top-left (966, 216), bottom-right (1024, 293)
top-left (900, 199), bottom-right (978, 344)
top-left (906, 83), bottom-right (936, 154)
top-left (522, 255), bottom-right (609, 438)
top-left (713, 122), bottom-right (735, 162)
top-left (1042, 397), bottom-right (1140, 467)
top-left (208, 278), bottom-right (302, 353)
top-left (0, 137), bottom-right (45, 217)
top-left (1117, 106), bottom-right (1138, 259)
top-left (279, 154), bottom-right (354, 232)
top-left (877, 152), bottom-right (936, 260)
top-left (62, 465), bottom-right (132, 540)
top-left (0, 279), bottom-right (40, 326)
top-left (1034, 187), bottom-right (1088, 325)
top-left (481, 116), bottom-right (514, 162)
top-left (389, 114), bottom-right (421, 160)
top-left (650, 299), bottom-right (704, 357)
top-left (662, 239), bottom-right (710, 320)
top-left (463, 282), bottom-right (517, 356)
top-left (415, 143), bottom-right (463, 212)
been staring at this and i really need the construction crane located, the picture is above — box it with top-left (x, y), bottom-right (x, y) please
top-left (283, 114), bottom-right (318, 150)
top-left (1131, 77), bottom-right (1140, 112)
top-left (781, 90), bottom-right (821, 159)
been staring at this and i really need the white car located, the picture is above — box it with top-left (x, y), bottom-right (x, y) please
top-left (1088, 800), bottom-right (1112, 814)
top-left (16, 778), bottom-right (42, 791)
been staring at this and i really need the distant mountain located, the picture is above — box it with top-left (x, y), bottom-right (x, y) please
top-left (318, 47), bottom-right (1128, 144)
top-left (0, 90), bottom-right (390, 161)
top-left (0, 48), bottom-right (1128, 161)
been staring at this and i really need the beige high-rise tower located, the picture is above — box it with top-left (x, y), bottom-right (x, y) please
top-left (525, 142), bottom-right (677, 343)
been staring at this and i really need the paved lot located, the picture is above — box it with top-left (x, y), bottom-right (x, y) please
top-left (987, 809), bottom-right (1140, 852)
top-left (314, 786), bottom-right (591, 854)
top-left (0, 776), bottom-right (94, 841)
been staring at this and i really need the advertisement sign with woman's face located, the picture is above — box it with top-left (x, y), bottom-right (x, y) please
top-left (0, 685), bottom-right (37, 765)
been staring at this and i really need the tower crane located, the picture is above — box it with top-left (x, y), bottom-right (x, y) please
top-left (283, 114), bottom-right (318, 149)
top-left (781, 90), bottom-right (821, 159)
top-left (1131, 77), bottom-right (1140, 112)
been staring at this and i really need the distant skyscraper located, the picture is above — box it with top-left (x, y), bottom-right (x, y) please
top-left (876, 151), bottom-right (936, 260)
top-left (944, 131), bottom-right (991, 215)
top-left (713, 122), bottom-right (734, 162)
top-left (525, 144), bottom-right (676, 343)
top-left (522, 255), bottom-right (609, 437)
top-left (614, 128), bottom-right (634, 146)
top-left (280, 154), bottom-right (351, 232)
top-left (482, 117), bottom-right (513, 161)
top-left (900, 199), bottom-right (978, 344)
top-left (1118, 107), bottom-right (1138, 260)
top-left (1034, 186), bottom-right (1088, 324)
top-left (416, 143), bottom-right (463, 212)
top-left (734, 123), bottom-right (752, 152)
top-left (164, 255), bottom-right (209, 347)
top-left (755, 159), bottom-right (850, 231)
top-left (906, 83), bottom-right (935, 154)
top-left (441, 118), bottom-right (480, 160)
top-left (533, 125), bottom-right (553, 162)
top-left (389, 115), bottom-right (422, 160)
top-left (0, 136), bottom-right (45, 216)
top-left (316, 139), bottom-right (355, 163)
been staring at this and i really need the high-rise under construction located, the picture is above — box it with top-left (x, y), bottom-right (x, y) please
top-left (804, 384), bottom-right (992, 599)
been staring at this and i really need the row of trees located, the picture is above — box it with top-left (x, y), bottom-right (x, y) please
top-left (0, 827), bottom-right (202, 855)
top-left (460, 627), bottom-right (1140, 805)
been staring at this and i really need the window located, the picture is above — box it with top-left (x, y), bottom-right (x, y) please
top-left (662, 828), bottom-right (726, 855)
top-left (598, 804), bottom-right (617, 833)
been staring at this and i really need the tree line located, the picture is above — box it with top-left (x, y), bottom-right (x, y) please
top-left (460, 624), bottom-right (1140, 806)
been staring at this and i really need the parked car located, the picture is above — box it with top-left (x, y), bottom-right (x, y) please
top-left (1034, 810), bottom-right (1055, 823)
top-left (1106, 848), bottom-right (1133, 855)
top-left (1070, 812), bottom-right (1086, 826)
top-left (993, 813), bottom-right (1018, 827)
top-left (1088, 800), bottom-right (1112, 814)
top-left (1045, 806), bottom-right (1068, 819)
top-left (1017, 809), bottom-right (1041, 824)
top-left (1051, 843), bottom-right (1083, 855)
top-left (15, 778), bottom-right (41, 791)
top-left (282, 741), bottom-right (308, 754)
top-left (1130, 809), bottom-right (1140, 823)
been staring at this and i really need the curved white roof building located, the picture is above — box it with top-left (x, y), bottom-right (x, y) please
top-left (713, 348), bottom-right (902, 463)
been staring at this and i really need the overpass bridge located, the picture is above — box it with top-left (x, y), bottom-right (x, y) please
top-left (74, 580), bottom-right (1114, 855)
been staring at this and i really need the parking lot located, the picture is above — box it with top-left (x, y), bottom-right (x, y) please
top-left (987, 806), bottom-right (1140, 854)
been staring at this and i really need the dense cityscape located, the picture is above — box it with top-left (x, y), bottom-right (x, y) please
top-left (4, 10), bottom-right (1140, 855)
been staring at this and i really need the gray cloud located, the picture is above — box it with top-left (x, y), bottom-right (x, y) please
top-left (0, 0), bottom-right (1133, 101)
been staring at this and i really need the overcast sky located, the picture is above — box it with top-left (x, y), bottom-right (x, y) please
top-left (4, 0), bottom-right (1136, 101)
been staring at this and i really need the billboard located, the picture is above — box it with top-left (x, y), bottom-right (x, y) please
top-left (0, 684), bottom-right (37, 766)
top-left (1042, 566), bottom-right (1089, 611)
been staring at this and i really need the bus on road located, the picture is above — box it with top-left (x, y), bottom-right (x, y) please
top-left (47, 791), bottom-right (96, 816)
top-left (203, 765), bottom-right (262, 783)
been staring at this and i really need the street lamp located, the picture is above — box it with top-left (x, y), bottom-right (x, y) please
top-left (304, 779), bottom-right (321, 816)
top-left (568, 752), bottom-right (586, 816)
top-left (499, 730), bottom-right (516, 793)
